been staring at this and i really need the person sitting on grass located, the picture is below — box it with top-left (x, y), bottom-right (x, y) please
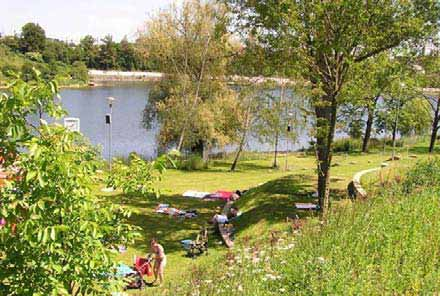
top-left (150, 238), bottom-right (166, 287)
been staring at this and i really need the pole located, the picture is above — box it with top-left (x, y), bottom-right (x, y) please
top-left (383, 116), bottom-right (387, 155)
top-left (392, 103), bottom-right (399, 161)
top-left (109, 104), bottom-right (113, 172)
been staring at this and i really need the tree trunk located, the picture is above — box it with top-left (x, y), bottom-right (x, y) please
top-left (429, 98), bottom-right (440, 153)
top-left (202, 141), bottom-right (209, 163)
top-left (273, 131), bottom-right (279, 168)
top-left (230, 140), bottom-right (244, 171)
top-left (315, 95), bottom-right (338, 215)
top-left (362, 97), bottom-right (378, 153)
top-left (391, 119), bottom-right (397, 159)
top-left (177, 129), bottom-right (185, 152)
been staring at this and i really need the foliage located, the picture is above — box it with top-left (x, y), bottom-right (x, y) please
top-left (0, 22), bottom-right (152, 80)
top-left (107, 153), bottom-right (173, 196)
top-left (403, 158), bottom-right (440, 192)
top-left (0, 75), bottom-right (139, 295)
top-left (167, 158), bottom-right (440, 295)
top-left (0, 70), bottom-right (65, 162)
top-left (70, 61), bottom-right (89, 82)
top-left (19, 22), bottom-right (46, 53)
top-left (139, 0), bottom-right (242, 153)
top-left (227, 0), bottom-right (440, 212)
top-left (177, 154), bottom-right (208, 171)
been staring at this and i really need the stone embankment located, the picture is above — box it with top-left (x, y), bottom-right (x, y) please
top-left (348, 167), bottom-right (381, 199)
top-left (88, 70), bottom-right (164, 82)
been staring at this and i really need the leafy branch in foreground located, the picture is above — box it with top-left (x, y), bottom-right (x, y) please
top-left (106, 152), bottom-right (177, 197)
top-left (0, 74), bottom-right (140, 295)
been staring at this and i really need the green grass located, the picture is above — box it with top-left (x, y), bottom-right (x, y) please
top-left (157, 145), bottom-right (440, 295)
top-left (101, 140), bottom-right (439, 295)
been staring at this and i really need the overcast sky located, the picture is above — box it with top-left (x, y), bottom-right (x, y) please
top-left (0, 0), bottom-right (176, 42)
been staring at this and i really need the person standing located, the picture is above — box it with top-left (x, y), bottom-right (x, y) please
top-left (150, 238), bottom-right (166, 286)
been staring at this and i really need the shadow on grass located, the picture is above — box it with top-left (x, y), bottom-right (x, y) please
top-left (210, 161), bottom-right (272, 172)
top-left (106, 193), bottom-right (225, 256)
top-left (233, 174), bottom-right (350, 237)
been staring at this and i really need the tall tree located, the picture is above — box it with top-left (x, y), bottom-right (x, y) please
top-left (139, 0), bottom-right (240, 157)
top-left (418, 55), bottom-right (440, 153)
top-left (227, 0), bottom-right (440, 214)
top-left (98, 35), bottom-right (118, 70)
top-left (20, 23), bottom-right (46, 53)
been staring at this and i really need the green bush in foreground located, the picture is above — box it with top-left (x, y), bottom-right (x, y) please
top-left (172, 160), bottom-right (440, 295)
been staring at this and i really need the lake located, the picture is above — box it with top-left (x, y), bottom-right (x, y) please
top-left (59, 82), bottom-right (311, 159)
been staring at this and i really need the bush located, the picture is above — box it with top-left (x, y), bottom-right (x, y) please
top-left (403, 158), bottom-right (440, 193)
top-left (178, 155), bottom-right (208, 170)
top-left (70, 61), bottom-right (89, 82)
top-left (332, 138), bottom-right (362, 152)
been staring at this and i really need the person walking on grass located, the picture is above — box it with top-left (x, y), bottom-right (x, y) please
top-left (150, 238), bottom-right (166, 286)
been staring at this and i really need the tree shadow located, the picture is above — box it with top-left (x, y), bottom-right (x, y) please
top-left (232, 174), bottom-right (351, 238)
top-left (106, 192), bottom-right (225, 256)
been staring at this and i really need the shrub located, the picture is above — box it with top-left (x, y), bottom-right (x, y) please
top-left (403, 158), bottom-right (440, 193)
top-left (178, 155), bottom-right (208, 170)
top-left (332, 138), bottom-right (362, 152)
top-left (71, 61), bottom-right (89, 82)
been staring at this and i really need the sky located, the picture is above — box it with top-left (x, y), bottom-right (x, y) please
top-left (0, 0), bottom-right (176, 42)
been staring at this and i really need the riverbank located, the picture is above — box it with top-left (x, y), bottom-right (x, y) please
top-left (88, 69), bottom-right (164, 82)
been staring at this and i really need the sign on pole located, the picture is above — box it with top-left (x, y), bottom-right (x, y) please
top-left (64, 117), bottom-right (80, 132)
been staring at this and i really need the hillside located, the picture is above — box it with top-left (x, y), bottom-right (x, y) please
top-left (0, 44), bottom-right (87, 87)
top-left (162, 156), bottom-right (440, 295)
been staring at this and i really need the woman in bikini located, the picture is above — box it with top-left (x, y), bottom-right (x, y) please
top-left (150, 238), bottom-right (166, 286)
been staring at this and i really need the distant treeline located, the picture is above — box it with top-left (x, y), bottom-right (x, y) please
top-left (0, 22), bottom-right (159, 83)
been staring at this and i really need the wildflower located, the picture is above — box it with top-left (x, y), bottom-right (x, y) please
top-left (279, 288), bottom-right (286, 293)
top-left (317, 257), bottom-right (326, 264)
top-left (238, 285), bottom-right (243, 292)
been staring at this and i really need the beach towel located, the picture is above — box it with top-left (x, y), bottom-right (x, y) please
top-left (115, 264), bottom-right (135, 277)
top-left (155, 204), bottom-right (198, 218)
top-left (183, 190), bottom-right (210, 199)
top-left (295, 203), bottom-right (319, 210)
top-left (209, 191), bottom-right (234, 201)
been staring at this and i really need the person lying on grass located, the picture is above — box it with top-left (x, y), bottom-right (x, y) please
top-left (150, 238), bottom-right (166, 287)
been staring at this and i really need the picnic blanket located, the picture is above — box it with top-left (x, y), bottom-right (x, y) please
top-left (206, 191), bottom-right (235, 201)
top-left (183, 190), bottom-right (210, 199)
top-left (155, 204), bottom-right (198, 218)
top-left (115, 263), bottom-right (135, 277)
top-left (295, 203), bottom-right (319, 210)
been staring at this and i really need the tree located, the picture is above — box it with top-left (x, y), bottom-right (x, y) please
top-left (139, 0), bottom-right (241, 158)
top-left (71, 61), bottom-right (89, 82)
top-left (97, 35), bottom-right (118, 70)
top-left (227, 0), bottom-right (440, 214)
top-left (0, 74), bottom-right (138, 294)
top-left (341, 53), bottom-right (408, 152)
top-left (20, 23), bottom-right (46, 53)
top-left (117, 37), bottom-right (137, 71)
top-left (79, 35), bottom-right (99, 68)
top-left (229, 82), bottom-right (260, 171)
top-left (418, 55), bottom-right (440, 153)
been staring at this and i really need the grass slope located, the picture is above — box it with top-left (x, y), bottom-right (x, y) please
top-left (102, 145), bottom-right (432, 295)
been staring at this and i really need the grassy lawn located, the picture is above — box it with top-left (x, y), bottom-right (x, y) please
top-left (99, 142), bottom-right (436, 295)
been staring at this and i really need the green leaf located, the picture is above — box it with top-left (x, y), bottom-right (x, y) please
top-left (50, 227), bottom-right (56, 241)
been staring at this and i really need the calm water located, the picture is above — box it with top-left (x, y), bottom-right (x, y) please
top-left (59, 82), bottom-right (311, 159)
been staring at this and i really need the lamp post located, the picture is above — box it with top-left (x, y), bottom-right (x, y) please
top-left (107, 96), bottom-right (115, 172)
top-left (285, 112), bottom-right (294, 171)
